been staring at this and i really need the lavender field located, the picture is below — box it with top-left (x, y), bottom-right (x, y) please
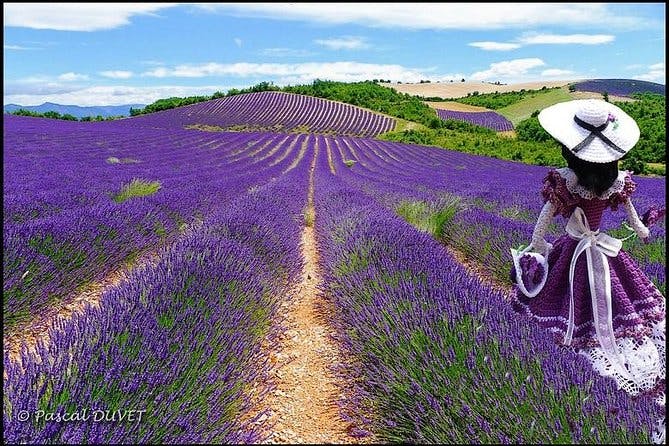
top-left (3, 92), bottom-right (665, 444)
top-left (436, 109), bottom-right (514, 132)
top-left (571, 79), bottom-right (666, 97)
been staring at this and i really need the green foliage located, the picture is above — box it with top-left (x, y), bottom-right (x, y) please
top-left (130, 82), bottom-right (281, 116)
top-left (395, 197), bottom-right (461, 239)
top-left (448, 87), bottom-right (563, 109)
top-left (10, 109), bottom-right (78, 121)
top-left (282, 79), bottom-right (439, 127)
top-left (515, 117), bottom-right (553, 142)
top-left (380, 126), bottom-right (566, 167)
top-left (621, 155), bottom-right (647, 175)
top-left (10, 109), bottom-right (122, 122)
top-left (113, 179), bottom-right (162, 203)
top-left (613, 93), bottom-right (665, 164)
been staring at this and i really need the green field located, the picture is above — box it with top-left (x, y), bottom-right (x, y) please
top-left (497, 87), bottom-right (573, 126)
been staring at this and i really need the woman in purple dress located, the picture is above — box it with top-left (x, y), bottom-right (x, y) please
top-left (510, 99), bottom-right (665, 397)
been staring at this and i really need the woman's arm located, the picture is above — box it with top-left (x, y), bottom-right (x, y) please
top-left (622, 197), bottom-right (650, 239)
top-left (531, 201), bottom-right (555, 255)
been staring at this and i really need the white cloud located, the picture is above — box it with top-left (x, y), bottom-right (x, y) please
top-left (634, 62), bottom-right (665, 83)
top-left (58, 72), bottom-right (89, 81)
top-left (140, 60), bottom-right (452, 84)
top-left (4, 77), bottom-right (85, 95)
top-left (234, 38), bottom-right (243, 47)
top-left (518, 33), bottom-right (615, 45)
top-left (541, 69), bottom-right (575, 77)
top-left (4, 85), bottom-right (236, 106)
top-left (195, 3), bottom-right (647, 31)
top-left (468, 42), bottom-right (521, 51)
top-left (470, 33), bottom-right (615, 52)
top-left (314, 36), bottom-right (369, 50)
top-left (259, 47), bottom-right (316, 58)
top-left (99, 70), bottom-right (134, 79)
top-left (4, 44), bottom-right (38, 50)
top-left (470, 58), bottom-right (546, 82)
top-left (3, 3), bottom-right (177, 31)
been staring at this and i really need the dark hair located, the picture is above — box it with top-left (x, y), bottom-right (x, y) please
top-left (561, 145), bottom-right (619, 196)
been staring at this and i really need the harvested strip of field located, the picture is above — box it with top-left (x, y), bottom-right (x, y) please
top-left (385, 80), bottom-right (577, 99)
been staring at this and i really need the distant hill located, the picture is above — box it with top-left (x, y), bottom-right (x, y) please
top-left (3, 102), bottom-right (146, 118)
top-left (570, 79), bottom-right (665, 97)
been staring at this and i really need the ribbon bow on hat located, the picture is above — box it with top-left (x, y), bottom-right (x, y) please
top-left (571, 115), bottom-right (627, 155)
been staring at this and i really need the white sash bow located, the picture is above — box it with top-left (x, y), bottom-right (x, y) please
top-left (564, 207), bottom-right (622, 352)
top-left (563, 207), bottom-right (638, 383)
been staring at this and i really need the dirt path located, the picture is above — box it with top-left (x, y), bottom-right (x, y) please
top-left (3, 250), bottom-right (164, 366)
top-left (3, 220), bottom-right (205, 366)
top-left (248, 146), bottom-right (372, 444)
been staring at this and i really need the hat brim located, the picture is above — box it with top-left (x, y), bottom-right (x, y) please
top-left (538, 100), bottom-right (639, 163)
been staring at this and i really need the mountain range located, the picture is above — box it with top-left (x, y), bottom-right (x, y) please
top-left (3, 102), bottom-right (146, 119)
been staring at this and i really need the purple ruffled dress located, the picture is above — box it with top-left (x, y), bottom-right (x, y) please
top-left (512, 169), bottom-right (665, 349)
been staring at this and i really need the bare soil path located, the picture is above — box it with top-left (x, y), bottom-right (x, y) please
top-left (3, 220), bottom-right (205, 365)
top-left (248, 145), bottom-right (373, 444)
top-left (3, 250), bottom-right (161, 366)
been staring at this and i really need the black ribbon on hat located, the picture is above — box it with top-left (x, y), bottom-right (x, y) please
top-left (571, 115), bottom-right (626, 154)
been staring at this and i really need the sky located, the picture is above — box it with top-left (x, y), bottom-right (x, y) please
top-left (3, 2), bottom-right (666, 106)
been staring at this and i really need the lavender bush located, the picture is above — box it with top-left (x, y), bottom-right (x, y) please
top-left (313, 161), bottom-right (662, 443)
top-left (3, 157), bottom-right (310, 444)
top-left (3, 115), bottom-right (308, 327)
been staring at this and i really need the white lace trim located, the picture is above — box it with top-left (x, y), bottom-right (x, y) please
top-left (579, 322), bottom-right (665, 396)
top-left (531, 201), bottom-right (555, 255)
top-left (579, 319), bottom-right (665, 444)
top-left (556, 167), bottom-right (629, 200)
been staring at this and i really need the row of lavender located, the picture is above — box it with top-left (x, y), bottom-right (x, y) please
top-left (3, 115), bottom-right (309, 327)
top-left (325, 135), bottom-right (665, 292)
top-left (119, 91), bottom-right (396, 137)
top-left (436, 109), bottom-right (514, 132)
top-left (3, 149), bottom-right (311, 444)
top-left (313, 150), bottom-right (661, 443)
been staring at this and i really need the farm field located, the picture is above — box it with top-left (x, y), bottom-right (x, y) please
top-left (3, 90), bottom-right (666, 444)
top-left (384, 80), bottom-right (577, 98)
top-left (420, 86), bottom-right (637, 129)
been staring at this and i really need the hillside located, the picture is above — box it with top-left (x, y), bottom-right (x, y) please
top-left (571, 78), bottom-right (665, 97)
top-left (123, 90), bottom-right (395, 137)
top-left (383, 80), bottom-right (577, 99)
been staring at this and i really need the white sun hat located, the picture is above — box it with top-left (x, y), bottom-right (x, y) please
top-left (538, 99), bottom-right (640, 163)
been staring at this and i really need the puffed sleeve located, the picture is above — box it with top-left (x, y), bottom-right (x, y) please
top-left (541, 169), bottom-right (579, 218)
top-left (608, 172), bottom-right (637, 211)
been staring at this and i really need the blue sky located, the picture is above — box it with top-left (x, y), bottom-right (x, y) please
top-left (3, 2), bottom-right (665, 106)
